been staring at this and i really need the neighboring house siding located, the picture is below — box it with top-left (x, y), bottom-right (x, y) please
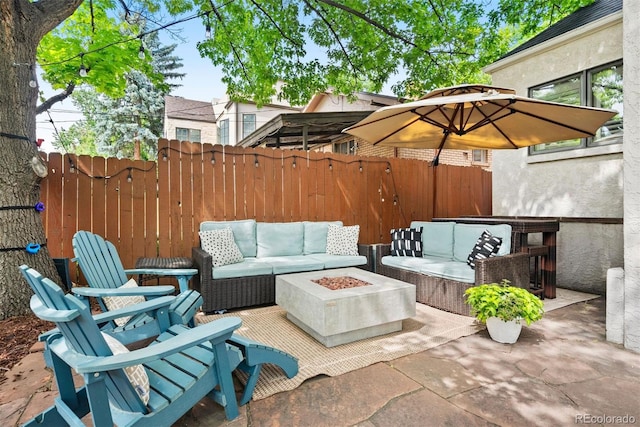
top-left (214, 101), bottom-right (300, 146)
top-left (165, 117), bottom-right (217, 144)
top-left (485, 6), bottom-right (623, 294)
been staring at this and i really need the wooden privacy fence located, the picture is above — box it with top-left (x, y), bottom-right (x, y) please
top-left (39, 139), bottom-right (491, 270)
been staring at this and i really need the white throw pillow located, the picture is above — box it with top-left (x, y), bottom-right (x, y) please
top-left (326, 224), bottom-right (360, 256)
top-left (103, 278), bottom-right (145, 327)
top-left (101, 332), bottom-right (150, 405)
top-left (199, 227), bottom-right (244, 267)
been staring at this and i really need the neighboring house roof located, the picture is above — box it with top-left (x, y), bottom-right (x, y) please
top-left (165, 95), bottom-right (216, 123)
top-left (238, 111), bottom-right (373, 150)
top-left (500, 0), bottom-right (622, 59)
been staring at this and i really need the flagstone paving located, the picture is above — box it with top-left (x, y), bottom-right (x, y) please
top-left (3, 296), bottom-right (640, 427)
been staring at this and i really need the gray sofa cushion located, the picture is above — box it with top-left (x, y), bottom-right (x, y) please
top-left (381, 255), bottom-right (452, 273)
top-left (410, 221), bottom-right (455, 259)
top-left (303, 221), bottom-right (343, 254)
top-left (257, 222), bottom-right (304, 257)
top-left (306, 254), bottom-right (367, 269)
top-left (258, 255), bottom-right (325, 274)
top-left (200, 219), bottom-right (257, 257)
top-left (453, 223), bottom-right (512, 262)
top-left (211, 257), bottom-right (273, 279)
top-left (419, 261), bottom-right (475, 283)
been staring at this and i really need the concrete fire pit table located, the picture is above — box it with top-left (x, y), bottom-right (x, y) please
top-left (275, 267), bottom-right (416, 347)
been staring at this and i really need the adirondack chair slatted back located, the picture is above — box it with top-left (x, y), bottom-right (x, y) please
top-left (20, 265), bottom-right (148, 414)
top-left (73, 230), bottom-right (129, 290)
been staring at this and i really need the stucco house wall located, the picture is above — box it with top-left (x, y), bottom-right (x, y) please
top-left (484, 10), bottom-right (623, 294)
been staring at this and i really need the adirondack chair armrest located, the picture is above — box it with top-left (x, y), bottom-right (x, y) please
top-left (30, 295), bottom-right (80, 323)
top-left (33, 296), bottom-right (177, 345)
top-left (72, 286), bottom-right (176, 298)
top-left (91, 296), bottom-right (176, 323)
top-left (49, 317), bottom-right (242, 374)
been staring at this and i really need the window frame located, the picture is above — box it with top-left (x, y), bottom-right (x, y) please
top-left (176, 127), bottom-right (201, 143)
top-left (242, 114), bottom-right (256, 139)
top-left (528, 59), bottom-right (623, 156)
top-left (218, 119), bottom-right (229, 146)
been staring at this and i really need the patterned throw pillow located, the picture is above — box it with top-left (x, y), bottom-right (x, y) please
top-left (102, 332), bottom-right (150, 405)
top-left (326, 224), bottom-right (360, 256)
top-left (103, 278), bottom-right (145, 327)
top-left (199, 227), bottom-right (244, 267)
top-left (390, 227), bottom-right (423, 257)
top-left (467, 230), bottom-right (502, 269)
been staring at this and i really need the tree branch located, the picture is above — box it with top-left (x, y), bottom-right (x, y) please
top-left (36, 82), bottom-right (76, 115)
top-left (302, 0), bottom-right (360, 74)
top-left (208, 1), bottom-right (252, 85)
top-left (249, 0), bottom-right (303, 50)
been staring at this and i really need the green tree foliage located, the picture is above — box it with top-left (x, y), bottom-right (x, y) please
top-left (54, 33), bottom-right (184, 159)
top-left (194, 0), bottom-right (595, 105)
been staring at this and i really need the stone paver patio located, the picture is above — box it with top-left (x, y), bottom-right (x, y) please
top-left (2, 296), bottom-right (640, 427)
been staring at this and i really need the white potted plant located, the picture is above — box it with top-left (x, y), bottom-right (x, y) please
top-left (464, 280), bottom-right (544, 343)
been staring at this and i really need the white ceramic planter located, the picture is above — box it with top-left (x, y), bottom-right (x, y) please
top-left (486, 317), bottom-right (522, 344)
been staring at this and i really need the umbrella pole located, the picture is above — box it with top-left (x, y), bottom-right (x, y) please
top-left (431, 132), bottom-right (448, 218)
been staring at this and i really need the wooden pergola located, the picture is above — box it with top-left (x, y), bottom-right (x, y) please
top-left (238, 111), bottom-right (372, 150)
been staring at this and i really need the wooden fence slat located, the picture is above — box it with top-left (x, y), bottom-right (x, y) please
top-left (44, 153), bottom-right (63, 257)
top-left (104, 157), bottom-right (121, 253)
top-left (62, 154), bottom-right (79, 259)
top-left (143, 158), bottom-right (157, 257)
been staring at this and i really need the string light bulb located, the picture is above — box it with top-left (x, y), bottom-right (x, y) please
top-left (138, 43), bottom-right (145, 59)
top-left (210, 152), bottom-right (216, 165)
top-left (359, 160), bottom-right (363, 172)
top-left (385, 163), bottom-right (391, 174)
top-left (78, 54), bottom-right (88, 77)
top-left (126, 168), bottom-right (133, 183)
top-left (205, 12), bottom-right (212, 39)
top-left (329, 160), bottom-right (333, 171)
top-left (28, 65), bottom-right (37, 88)
top-left (254, 154), bottom-right (259, 168)
top-left (162, 149), bottom-right (168, 161)
top-left (292, 157), bottom-right (297, 168)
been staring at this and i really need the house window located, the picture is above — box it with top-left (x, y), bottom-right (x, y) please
top-left (176, 127), bottom-right (201, 143)
top-left (471, 149), bottom-right (488, 165)
top-left (529, 60), bottom-right (623, 154)
top-left (242, 114), bottom-right (256, 138)
top-left (218, 119), bottom-right (229, 145)
top-left (334, 140), bottom-right (356, 155)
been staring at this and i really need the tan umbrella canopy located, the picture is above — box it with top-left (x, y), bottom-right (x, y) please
top-left (343, 84), bottom-right (617, 164)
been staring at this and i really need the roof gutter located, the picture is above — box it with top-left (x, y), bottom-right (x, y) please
top-left (484, 11), bottom-right (622, 74)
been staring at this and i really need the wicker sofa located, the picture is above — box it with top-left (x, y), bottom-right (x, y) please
top-left (192, 219), bottom-right (371, 313)
top-left (376, 221), bottom-right (529, 316)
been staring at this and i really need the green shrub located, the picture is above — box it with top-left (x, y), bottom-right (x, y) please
top-left (464, 279), bottom-right (544, 325)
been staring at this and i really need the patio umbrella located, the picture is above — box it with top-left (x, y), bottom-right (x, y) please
top-left (343, 84), bottom-right (617, 165)
top-left (342, 84), bottom-right (617, 217)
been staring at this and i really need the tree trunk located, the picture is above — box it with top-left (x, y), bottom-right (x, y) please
top-left (0, 0), bottom-right (83, 319)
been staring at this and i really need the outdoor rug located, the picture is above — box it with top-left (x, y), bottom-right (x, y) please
top-left (197, 287), bottom-right (597, 401)
top-left (198, 302), bottom-right (480, 401)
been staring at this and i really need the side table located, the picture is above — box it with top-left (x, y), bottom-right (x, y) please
top-left (132, 257), bottom-right (197, 293)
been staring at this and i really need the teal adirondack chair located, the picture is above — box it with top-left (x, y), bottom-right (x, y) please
top-left (20, 265), bottom-right (243, 426)
top-left (72, 231), bottom-right (203, 341)
top-left (27, 258), bottom-right (298, 406)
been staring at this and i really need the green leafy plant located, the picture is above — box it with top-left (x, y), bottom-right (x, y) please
top-left (464, 279), bottom-right (544, 325)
